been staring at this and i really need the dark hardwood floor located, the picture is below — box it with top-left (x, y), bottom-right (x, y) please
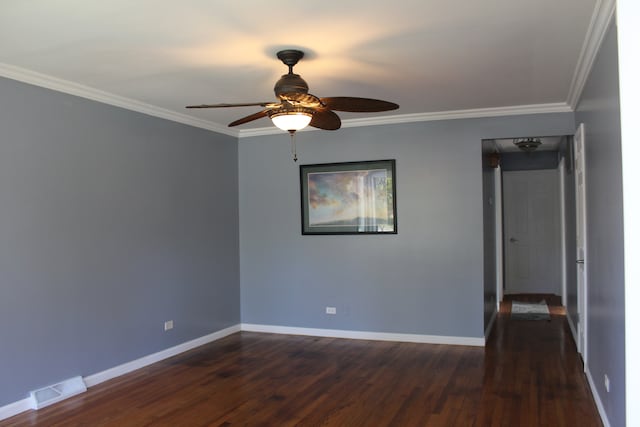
top-left (2, 296), bottom-right (601, 426)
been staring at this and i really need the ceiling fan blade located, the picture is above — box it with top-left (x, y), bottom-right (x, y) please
top-left (310, 109), bottom-right (341, 130)
top-left (186, 102), bottom-right (274, 109)
top-left (320, 97), bottom-right (399, 112)
top-left (228, 110), bottom-right (270, 127)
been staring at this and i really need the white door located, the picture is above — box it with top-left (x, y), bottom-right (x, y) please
top-left (503, 170), bottom-right (562, 295)
top-left (574, 123), bottom-right (588, 361)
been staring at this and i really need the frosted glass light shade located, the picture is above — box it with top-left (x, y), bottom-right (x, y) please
top-left (271, 112), bottom-right (312, 131)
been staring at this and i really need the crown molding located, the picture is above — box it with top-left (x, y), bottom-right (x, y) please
top-left (0, 63), bottom-right (238, 137)
top-left (566, 0), bottom-right (616, 109)
top-left (340, 102), bottom-right (572, 127)
top-left (1, 62), bottom-right (572, 140)
top-left (237, 102), bottom-right (572, 138)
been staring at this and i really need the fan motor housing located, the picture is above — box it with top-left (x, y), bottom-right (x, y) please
top-left (274, 73), bottom-right (309, 97)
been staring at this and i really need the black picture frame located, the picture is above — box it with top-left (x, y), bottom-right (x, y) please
top-left (300, 159), bottom-right (397, 235)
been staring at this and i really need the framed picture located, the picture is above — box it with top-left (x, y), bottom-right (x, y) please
top-left (300, 159), bottom-right (397, 235)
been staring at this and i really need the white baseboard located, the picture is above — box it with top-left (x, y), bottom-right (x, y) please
top-left (240, 323), bottom-right (485, 347)
top-left (2, 322), bottom-right (484, 421)
top-left (567, 314), bottom-right (579, 352)
top-left (484, 310), bottom-right (497, 339)
top-left (0, 324), bottom-right (241, 422)
top-left (84, 324), bottom-right (240, 387)
top-left (0, 398), bottom-right (32, 422)
top-left (585, 367), bottom-right (611, 427)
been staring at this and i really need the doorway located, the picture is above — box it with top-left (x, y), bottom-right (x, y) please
top-left (485, 135), bottom-right (574, 303)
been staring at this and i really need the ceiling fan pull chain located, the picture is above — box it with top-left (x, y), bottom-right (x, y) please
top-left (289, 130), bottom-right (298, 162)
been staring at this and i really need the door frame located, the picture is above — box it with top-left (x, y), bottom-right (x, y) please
top-left (574, 123), bottom-right (588, 364)
top-left (559, 155), bottom-right (568, 308)
top-left (492, 136), bottom-right (574, 314)
top-left (495, 165), bottom-right (504, 308)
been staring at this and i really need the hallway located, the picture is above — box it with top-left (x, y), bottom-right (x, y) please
top-left (485, 294), bottom-right (599, 425)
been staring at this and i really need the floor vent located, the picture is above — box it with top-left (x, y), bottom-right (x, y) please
top-left (30, 376), bottom-right (87, 410)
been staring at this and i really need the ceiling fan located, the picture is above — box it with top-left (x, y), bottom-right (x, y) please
top-left (186, 49), bottom-right (399, 133)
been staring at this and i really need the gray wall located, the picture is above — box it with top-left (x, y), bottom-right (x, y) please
top-left (481, 141), bottom-right (497, 331)
top-left (0, 78), bottom-right (240, 407)
top-left (239, 113), bottom-right (575, 339)
top-left (575, 21), bottom-right (625, 427)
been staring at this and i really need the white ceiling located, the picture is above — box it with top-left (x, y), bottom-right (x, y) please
top-left (0, 0), bottom-right (606, 136)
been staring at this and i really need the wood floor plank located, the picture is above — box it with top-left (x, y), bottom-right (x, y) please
top-left (1, 296), bottom-right (602, 426)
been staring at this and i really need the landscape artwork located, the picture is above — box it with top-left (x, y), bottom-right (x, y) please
top-left (300, 160), bottom-right (397, 235)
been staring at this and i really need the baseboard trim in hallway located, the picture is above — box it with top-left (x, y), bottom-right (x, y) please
top-left (484, 310), bottom-right (497, 338)
top-left (586, 367), bottom-right (612, 427)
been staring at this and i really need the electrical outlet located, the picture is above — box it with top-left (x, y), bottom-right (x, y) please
top-left (325, 307), bottom-right (336, 315)
top-left (604, 374), bottom-right (610, 392)
top-left (164, 320), bottom-right (174, 331)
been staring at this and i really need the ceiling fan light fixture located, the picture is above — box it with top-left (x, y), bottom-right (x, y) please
top-left (513, 137), bottom-right (542, 152)
top-left (185, 49), bottom-right (398, 134)
top-left (269, 108), bottom-right (313, 132)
